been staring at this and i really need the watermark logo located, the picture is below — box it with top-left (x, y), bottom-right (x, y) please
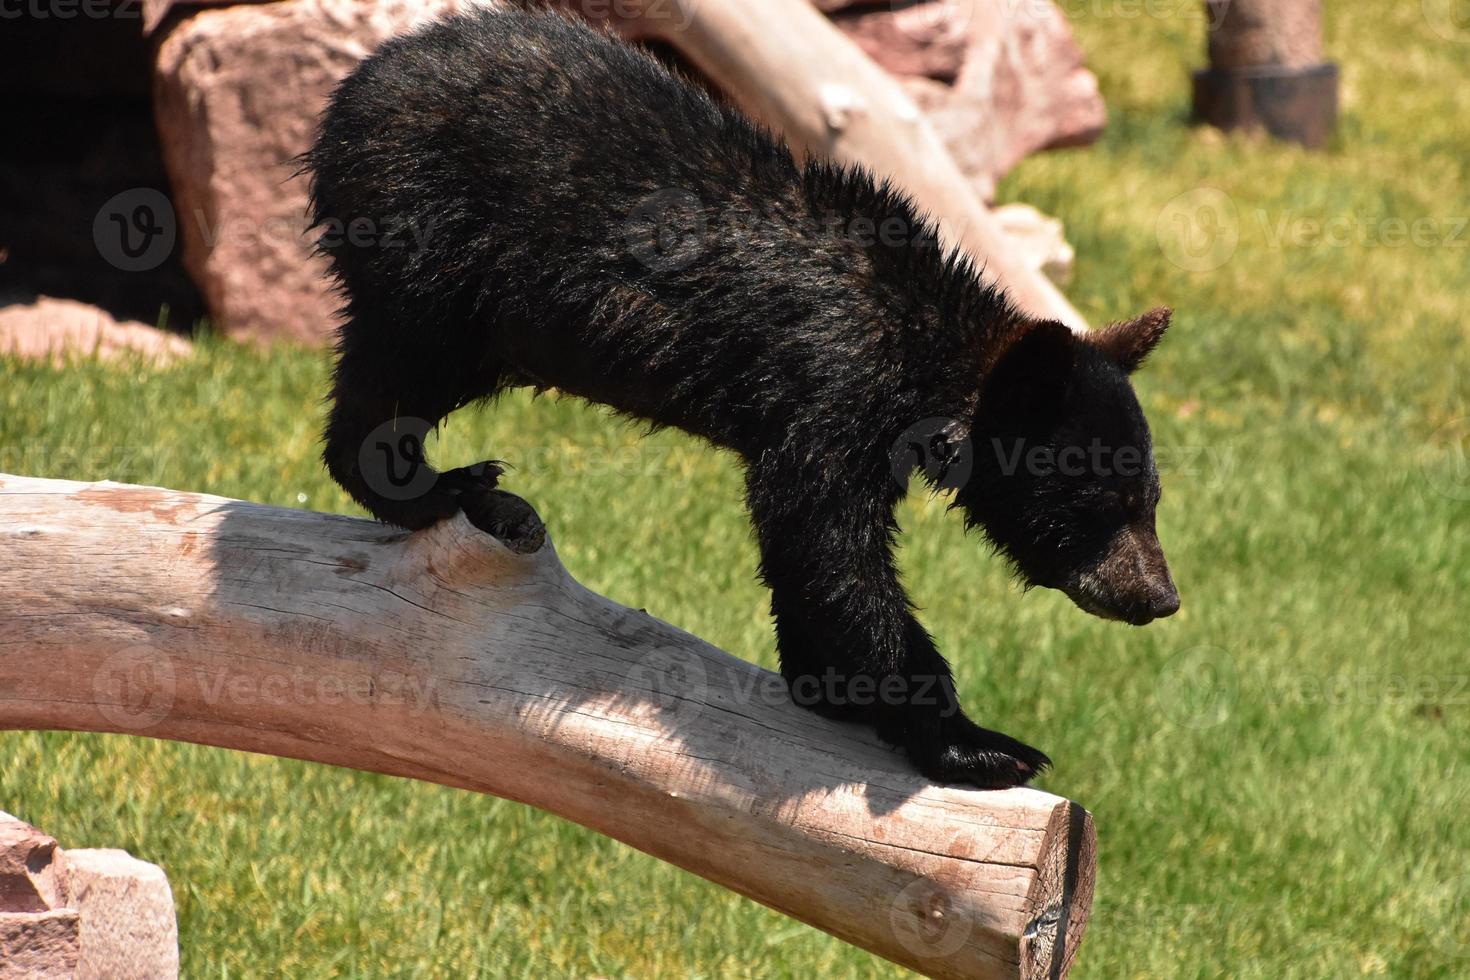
top-left (890, 417), bottom-right (973, 492)
top-left (194, 668), bottom-right (437, 713)
top-left (1423, 0), bottom-right (1470, 43)
top-left (358, 417), bottom-right (440, 502)
top-left (93, 644), bottom-right (176, 732)
top-left (1257, 211), bottom-right (1468, 250)
top-left (890, 876), bottom-right (973, 959)
top-left (624, 645), bottom-right (709, 729)
top-left (625, 188), bottom-right (708, 273)
top-left (1154, 443), bottom-right (1235, 490)
top-left (1263, 671), bottom-right (1470, 709)
top-left (1155, 645), bottom-right (1237, 729)
top-left (94, 188), bottom-right (176, 272)
top-left (0, 0), bottom-right (141, 19)
top-left (786, 670), bottom-right (957, 716)
top-left (1157, 187), bottom-right (1239, 272)
top-left (1447, 874), bottom-right (1470, 958)
top-left (1420, 418), bottom-right (1470, 500)
top-left (568, 0), bottom-right (696, 31)
top-left (991, 436), bottom-right (1149, 480)
top-left (890, 424), bottom-right (1200, 492)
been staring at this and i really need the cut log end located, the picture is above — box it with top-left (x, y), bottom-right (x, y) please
top-left (1020, 801), bottom-right (1097, 980)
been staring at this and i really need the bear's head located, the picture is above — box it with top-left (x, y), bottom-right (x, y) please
top-left (955, 307), bottom-right (1180, 625)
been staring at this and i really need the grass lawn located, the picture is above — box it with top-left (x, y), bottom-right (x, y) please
top-left (3, 2), bottom-right (1468, 976)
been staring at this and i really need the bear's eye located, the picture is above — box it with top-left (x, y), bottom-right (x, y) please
top-left (1118, 486), bottom-right (1161, 519)
top-left (1095, 491), bottom-right (1127, 519)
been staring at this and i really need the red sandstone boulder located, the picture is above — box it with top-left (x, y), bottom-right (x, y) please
top-left (829, 1), bottom-right (1106, 202)
top-left (0, 909), bottom-right (81, 978)
top-left (60, 849), bottom-right (180, 980)
top-left (0, 814), bottom-right (65, 914)
top-left (0, 814), bottom-right (78, 977)
top-left (152, 0), bottom-right (473, 344)
top-left (0, 297), bottom-right (192, 364)
top-left (0, 813), bottom-right (179, 979)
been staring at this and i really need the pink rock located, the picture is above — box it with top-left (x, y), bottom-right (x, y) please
top-left (59, 849), bottom-right (179, 980)
top-left (833, 1), bottom-right (1106, 202)
top-left (0, 812), bottom-right (65, 914)
top-left (825, 2), bottom-right (971, 80)
top-left (564, 0), bottom-right (1102, 203)
top-left (0, 297), bottom-right (192, 364)
top-left (152, 0), bottom-right (473, 344)
top-left (0, 813), bottom-right (80, 978)
top-left (0, 815), bottom-right (179, 979)
top-left (143, 0), bottom-right (232, 34)
top-left (0, 909), bottom-right (82, 978)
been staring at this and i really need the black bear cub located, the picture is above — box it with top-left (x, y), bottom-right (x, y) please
top-left (307, 7), bottom-right (1180, 788)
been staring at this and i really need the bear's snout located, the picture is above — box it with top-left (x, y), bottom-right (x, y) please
top-left (1060, 525), bottom-right (1180, 625)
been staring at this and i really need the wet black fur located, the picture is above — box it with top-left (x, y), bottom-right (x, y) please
top-left (306, 7), bottom-right (1173, 788)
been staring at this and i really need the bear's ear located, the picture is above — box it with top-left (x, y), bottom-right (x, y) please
top-left (1089, 306), bottom-right (1171, 373)
top-left (981, 320), bottom-right (1076, 424)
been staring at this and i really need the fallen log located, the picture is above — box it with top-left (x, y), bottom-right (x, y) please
top-left (0, 473), bottom-right (1095, 979)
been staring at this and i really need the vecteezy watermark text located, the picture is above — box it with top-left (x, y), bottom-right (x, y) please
top-left (1, 0), bottom-right (141, 18)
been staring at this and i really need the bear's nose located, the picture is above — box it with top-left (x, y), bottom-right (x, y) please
top-left (1148, 588), bottom-right (1181, 620)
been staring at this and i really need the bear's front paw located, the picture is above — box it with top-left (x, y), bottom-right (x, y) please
top-left (896, 711), bottom-right (1051, 790)
top-left (451, 472), bottom-right (545, 555)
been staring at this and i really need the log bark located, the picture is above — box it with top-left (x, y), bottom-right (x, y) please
top-left (0, 474), bottom-right (1095, 979)
top-left (591, 0), bottom-right (1090, 331)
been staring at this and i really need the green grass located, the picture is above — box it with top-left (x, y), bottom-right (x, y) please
top-left (3, 2), bottom-right (1469, 976)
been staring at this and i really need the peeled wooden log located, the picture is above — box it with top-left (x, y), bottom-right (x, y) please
top-left (0, 474), bottom-right (1096, 979)
top-left (150, 0), bottom-right (477, 344)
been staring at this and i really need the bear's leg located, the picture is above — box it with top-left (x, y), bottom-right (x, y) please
top-left (746, 466), bottom-right (1050, 788)
top-left (322, 313), bottom-right (539, 549)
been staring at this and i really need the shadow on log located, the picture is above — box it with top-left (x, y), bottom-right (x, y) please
top-left (0, 474), bottom-right (1095, 979)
